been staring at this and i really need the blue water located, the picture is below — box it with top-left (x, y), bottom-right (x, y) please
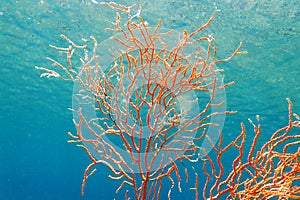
top-left (0, 0), bottom-right (299, 199)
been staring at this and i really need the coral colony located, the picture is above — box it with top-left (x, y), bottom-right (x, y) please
top-left (36, 2), bottom-right (299, 200)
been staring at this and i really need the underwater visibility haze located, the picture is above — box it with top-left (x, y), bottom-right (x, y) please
top-left (0, 0), bottom-right (299, 199)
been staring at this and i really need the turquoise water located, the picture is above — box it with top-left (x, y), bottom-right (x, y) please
top-left (0, 0), bottom-right (299, 199)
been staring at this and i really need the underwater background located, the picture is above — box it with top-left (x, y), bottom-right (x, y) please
top-left (0, 0), bottom-right (299, 199)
